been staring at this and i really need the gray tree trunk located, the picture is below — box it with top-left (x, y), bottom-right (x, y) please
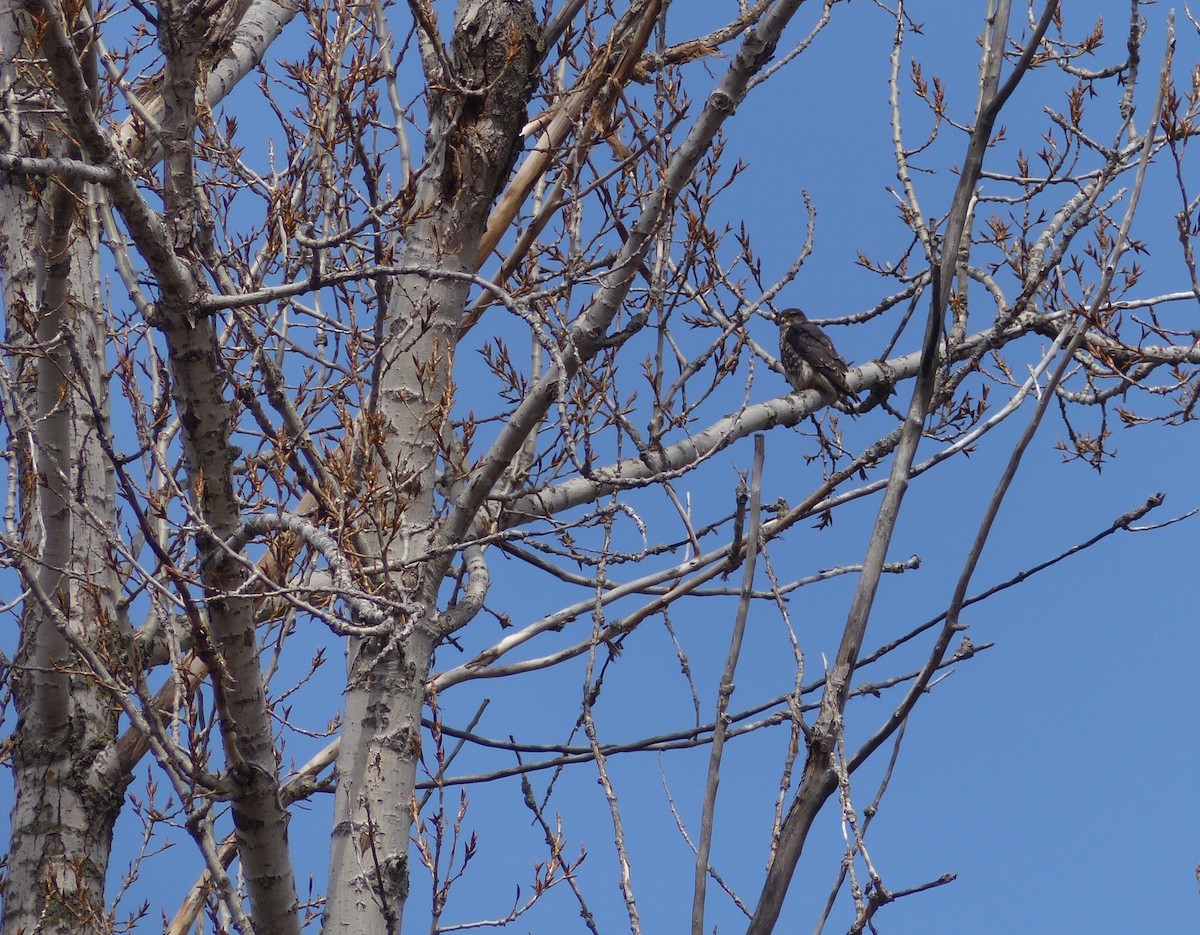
top-left (0, 6), bottom-right (124, 932)
top-left (322, 2), bottom-right (538, 932)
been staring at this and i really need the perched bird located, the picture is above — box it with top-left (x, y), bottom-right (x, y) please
top-left (775, 308), bottom-right (858, 411)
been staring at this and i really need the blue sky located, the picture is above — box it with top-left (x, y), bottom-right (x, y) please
top-left (709, 6), bottom-right (1198, 932)
top-left (431, 4), bottom-right (1200, 932)
top-left (405, 5), bottom-right (1200, 932)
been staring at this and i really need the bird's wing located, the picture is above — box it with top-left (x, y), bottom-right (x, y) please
top-left (792, 320), bottom-right (854, 397)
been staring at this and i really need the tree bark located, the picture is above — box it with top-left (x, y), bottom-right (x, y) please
top-left (148, 6), bottom-right (302, 931)
top-left (0, 6), bottom-right (124, 932)
top-left (322, 2), bottom-right (538, 932)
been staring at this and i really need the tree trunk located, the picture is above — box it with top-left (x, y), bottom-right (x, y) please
top-left (148, 6), bottom-right (302, 930)
top-left (0, 7), bottom-right (124, 932)
top-left (322, 2), bottom-right (538, 931)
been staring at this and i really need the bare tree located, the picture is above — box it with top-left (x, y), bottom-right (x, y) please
top-left (0, 1), bottom-right (1195, 933)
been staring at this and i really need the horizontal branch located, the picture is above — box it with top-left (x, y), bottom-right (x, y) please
top-left (0, 151), bottom-right (117, 182)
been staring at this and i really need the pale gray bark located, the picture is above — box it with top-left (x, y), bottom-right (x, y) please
top-left (322, 1), bottom-right (539, 931)
top-left (113, 0), bottom-right (300, 157)
top-left (146, 7), bottom-right (301, 931)
top-left (0, 6), bottom-right (123, 933)
top-left (326, 5), bottom-right (814, 930)
top-left (1, 2), bottom-right (303, 931)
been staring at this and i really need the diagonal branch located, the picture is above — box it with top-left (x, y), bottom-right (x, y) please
top-left (432, 0), bottom-right (812, 596)
top-left (746, 4), bottom-right (1061, 930)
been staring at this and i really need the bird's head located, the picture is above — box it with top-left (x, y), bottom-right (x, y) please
top-left (773, 307), bottom-right (809, 327)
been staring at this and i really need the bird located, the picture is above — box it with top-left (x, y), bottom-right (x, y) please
top-left (775, 308), bottom-right (858, 412)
